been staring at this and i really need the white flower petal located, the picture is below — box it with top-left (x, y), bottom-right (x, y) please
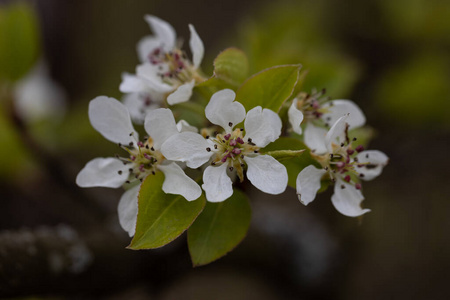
top-left (322, 100), bottom-right (366, 129)
top-left (144, 108), bottom-right (179, 150)
top-left (122, 92), bottom-right (159, 125)
top-left (288, 99), bottom-right (304, 135)
top-left (119, 73), bottom-right (148, 94)
top-left (158, 162), bottom-right (202, 201)
top-left (355, 150), bottom-right (389, 181)
top-left (136, 63), bottom-right (174, 93)
top-left (325, 114), bottom-right (349, 153)
top-left (205, 89), bottom-right (245, 132)
top-left (161, 132), bottom-right (212, 168)
top-left (244, 155), bottom-right (288, 195)
top-left (167, 80), bottom-right (195, 105)
top-left (304, 123), bottom-right (328, 154)
top-left (76, 157), bottom-right (128, 188)
top-left (244, 106), bottom-right (282, 148)
top-left (176, 120), bottom-right (198, 133)
top-left (88, 96), bottom-right (137, 144)
top-left (331, 179), bottom-right (370, 217)
top-left (295, 165), bottom-right (327, 206)
top-left (144, 15), bottom-right (176, 52)
top-left (188, 24), bottom-right (204, 69)
top-left (202, 164), bottom-right (233, 202)
top-left (118, 185), bottom-right (140, 237)
top-left (137, 36), bottom-right (161, 63)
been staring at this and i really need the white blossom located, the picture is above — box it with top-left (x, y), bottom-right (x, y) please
top-left (288, 89), bottom-right (365, 152)
top-left (76, 96), bottom-right (201, 236)
top-left (160, 89), bottom-right (288, 202)
top-left (296, 115), bottom-right (388, 217)
top-left (14, 61), bottom-right (67, 123)
top-left (120, 15), bottom-right (205, 106)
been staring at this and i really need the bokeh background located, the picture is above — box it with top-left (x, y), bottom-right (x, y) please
top-left (0, 0), bottom-right (449, 299)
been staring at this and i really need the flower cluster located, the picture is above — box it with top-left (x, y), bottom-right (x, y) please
top-left (76, 15), bottom-right (388, 243)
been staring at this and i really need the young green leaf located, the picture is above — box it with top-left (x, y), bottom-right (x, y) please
top-left (213, 47), bottom-right (249, 87)
top-left (196, 48), bottom-right (249, 98)
top-left (263, 137), bottom-right (319, 188)
top-left (129, 172), bottom-right (206, 250)
top-left (235, 64), bottom-right (301, 112)
top-left (188, 189), bottom-right (251, 266)
top-left (264, 149), bottom-right (305, 161)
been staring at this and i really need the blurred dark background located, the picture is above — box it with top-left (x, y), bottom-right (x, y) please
top-left (0, 0), bottom-right (449, 299)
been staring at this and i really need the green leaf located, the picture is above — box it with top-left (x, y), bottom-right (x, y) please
top-left (188, 189), bottom-right (251, 266)
top-left (0, 3), bottom-right (40, 81)
top-left (213, 47), bottom-right (249, 87)
top-left (235, 64), bottom-right (301, 112)
top-left (196, 48), bottom-right (249, 98)
top-left (265, 149), bottom-right (305, 161)
top-left (129, 172), bottom-right (206, 250)
top-left (263, 137), bottom-right (319, 189)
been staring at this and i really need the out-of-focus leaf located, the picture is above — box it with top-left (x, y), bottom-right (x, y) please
top-left (0, 3), bottom-right (40, 81)
top-left (236, 2), bottom-right (361, 97)
top-left (235, 64), bottom-right (301, 112)
top-left (375, 53), bottom-right (450, 128)
top-left (188, 189), bottom-right (251, 266)
top-left (129, 172), bottom-right (206, 250)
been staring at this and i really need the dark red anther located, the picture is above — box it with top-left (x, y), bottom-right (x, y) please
top-left (355, 183), bottom-right (362, 190)
top-left (355, 145), bottom-right (364, 153)
top-left (336, 162), bottom-right (345, 168)
top-left (346, 156), bottom-right (350, 163)
top-left (236, 137), bottom-right (244, 144)
top-left (137, 141), bottom-right (144, 147)
top-left (229, 139), bottom-right (237, 146)
top-left (224, 133), bottom-right (231, 140)
top-left (139, 164), bottom-right (145, 172)
top-left (221, 156), bottom-right (228, 163)
top-left (344, 175), bottom-right (351, 183)
top-left (347, 148), bottom-right (355, 155)
top-left (131, 156), bottom-right (136, 161)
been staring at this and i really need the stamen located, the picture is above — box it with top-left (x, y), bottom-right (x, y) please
top-left (347, 149), bottom-right (355, 155)
top-left (341, 185), bottom-right (345, 189)
top-left (236, 137), bottom-right (244, 144)
top-left (229, 167), bottom-right (234, 171)
top-left (206, 147), bottom-right (211, 152)
top-left (224, 133), bottom-right (231, 140)
top-left (355, 183), bottom-right (362, 190)
top-left (229, 139), bottom-right (237, 146)
top-left (344, 175), bottom-right (351, 182)
top-left (228, 122), bottom-right (233, 127)
top-left (118, 170), bottom-right (123, 175)
top-left (214, 144), bottom-right (218, 149)
top-left (232, 148), bottom-right (241, 154)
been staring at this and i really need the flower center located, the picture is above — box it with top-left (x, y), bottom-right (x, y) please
top-left (117, 136), bottom-right (164, 183)
top-left (205, 128), bottom-right (259, 182)
top-left (296, 89), bottom-right (332, 125)
top-left (313, 125), bottom-right (368, 190)
top-left (148, 47), bottom-right (199, 86)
